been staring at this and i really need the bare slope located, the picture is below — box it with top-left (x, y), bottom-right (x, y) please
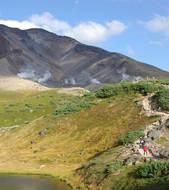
top-left (0, 24), bottom-right (169, 87)
top-left (0, 76), bottom-right (49, 91)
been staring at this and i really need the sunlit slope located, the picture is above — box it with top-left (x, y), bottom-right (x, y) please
top-left (0, 91), bottom-right (156, 177)
top-left (0, 76), bottom-right (49, 91)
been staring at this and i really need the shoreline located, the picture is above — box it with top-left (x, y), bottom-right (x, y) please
top-left (0, 169), bottom-right (73, 189)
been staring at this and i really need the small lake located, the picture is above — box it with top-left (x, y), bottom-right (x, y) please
top-left (0, 175), bottom-right (71, 190)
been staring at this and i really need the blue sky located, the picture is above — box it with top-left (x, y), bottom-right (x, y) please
top-left (0, 0), bottom-right (169, 71)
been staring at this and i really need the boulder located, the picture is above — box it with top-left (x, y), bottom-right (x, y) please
top-left (147, 130), bottom-right (160, 140)
top-left (123, 155), bottom-right (140, 166)
top-left (164, 119), bottom-right (169, 129)
top-left (38, 128), bottom-right (48, 137)
top-left (159, 149), bottom-right (169, 158)
top-left (144, 137), bottom-right (152, 143)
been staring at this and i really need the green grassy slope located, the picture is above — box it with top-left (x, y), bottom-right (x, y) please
top-left (0, 80), bottom-right (168, 189)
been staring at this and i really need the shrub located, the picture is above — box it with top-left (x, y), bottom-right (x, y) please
top-left (95, 85), bottom-right (121, 98)
top-left (96, 81), bottom-right (161, 98)
top-left (153, 89), bottom-right (169, 111)
top-left (119, 130), bottom-right (144, 145)
top-left (159, 80), bottom-right (169, 85)
top-left (104, 160), bottom-right (123, 175)
top-left (131, 81), bottom-right (160, 95)
top-left (136, 161), bottom-right (169, 178)
top-left (54, 94), bottom-right (96, 117)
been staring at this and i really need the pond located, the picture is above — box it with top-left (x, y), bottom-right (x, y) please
top-left (0, 175), bottom-right (71, 190)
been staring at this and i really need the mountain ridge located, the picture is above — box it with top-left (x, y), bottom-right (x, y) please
top-left (0, 24), bottom-right (169, 87)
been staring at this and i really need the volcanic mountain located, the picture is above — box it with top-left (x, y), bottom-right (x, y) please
top-left (0, 24), bottom-right (169, 87)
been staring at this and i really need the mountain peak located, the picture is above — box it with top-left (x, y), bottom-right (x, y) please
top-left (0, 24), bottom-right (169, 87)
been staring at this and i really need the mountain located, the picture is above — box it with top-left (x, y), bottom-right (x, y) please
top-left (0, 24), bottom-right (169, 87)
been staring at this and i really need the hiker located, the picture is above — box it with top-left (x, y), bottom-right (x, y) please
top-left (139, 137), bottom-right (145, 148)
top-left (143, 144), bottom-right (148, 157)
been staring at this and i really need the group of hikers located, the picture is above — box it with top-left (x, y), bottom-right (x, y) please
top-left (139, 137), bottom-right (148, 161)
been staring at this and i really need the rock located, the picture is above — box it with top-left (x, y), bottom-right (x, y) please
top-left (147, 130), bottom-right (161, 140)
top-left (30, 140), bottom-right (36, 144)
top-left (164, 119), bottom-right (169, 129)
top-left (144, 138), bottom-right (152, 143)
top-left (148, 146), bottom-right (160, 157)
top-left (123, 155), bottom-right (140, 166)
top-left (136, 101), bottom-right (143, 107)
top-left (159, 149), bottom-right (169, 158)
top-left (39, 165), bottom-right (46, 169)
top-left (38, 128), bottom-right (48, 137)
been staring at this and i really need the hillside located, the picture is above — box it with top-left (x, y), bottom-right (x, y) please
top-left (0, 24), bottom-right (169, 87)
top-left (0, 80), bottom-right (169, 189)
top-left (0, 76), bottom-right (49, 91)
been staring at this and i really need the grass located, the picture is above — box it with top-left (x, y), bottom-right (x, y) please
top-left (0, 90), bottom-right (157, 188)
top-left (119, 129), bottom-right (145, 145)
top-left (155, 137), bottom-right (168, 145)
top-left (0, 90), bottom-right (96, 127)
top-left (0, 80), bottom-right (166, 190)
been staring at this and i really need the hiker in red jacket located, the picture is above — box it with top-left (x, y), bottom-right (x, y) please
top-left (143, 144), bottom-right (148, 157)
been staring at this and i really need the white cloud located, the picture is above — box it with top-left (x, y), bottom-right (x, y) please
top-left (65, 21), bottom-right (126, 45)
top-left (0, 12), bottom-right (126, 45)
top-left (142, 15), bottom-right (169, 36)
top-left (0, 19), bottom-right (37, 30)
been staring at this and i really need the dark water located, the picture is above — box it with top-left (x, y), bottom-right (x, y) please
top-left (0, 175), bottom-right (71, 190)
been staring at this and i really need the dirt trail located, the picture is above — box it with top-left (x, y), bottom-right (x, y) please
top-left (142, 95), bottom-right (169, 124)
top-left (136, 95), bottom-right (169, 159)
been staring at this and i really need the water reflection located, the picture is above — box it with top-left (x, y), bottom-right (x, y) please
top-left (0, 175), bottom-right (71, 190)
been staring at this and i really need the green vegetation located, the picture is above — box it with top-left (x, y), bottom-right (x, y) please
top-left (0, 91), bottom-right (96, 127)
top-left (96, 80), bottom-right (162, 98)
top-left (78, 159), bottom-right (123, 186)
top-left (78, 158), bottom-right (169, 190)
top-left (153, 89), bottom-right (169, 111)
top-left (119, 130), bottom-right (145, 145)
top-left (0, 79), bottom-right (169, 190)
top-left (136, 161), bottom-right (169, 178)
top-left (54, 93), bottom-right (96, 117)
top-left (154, 79), bottom-right (169, 85)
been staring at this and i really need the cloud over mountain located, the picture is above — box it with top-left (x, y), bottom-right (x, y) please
top-left (142, 15), bottom-right (169, 36)
top-left (0, 12), bottom-right (126, 45)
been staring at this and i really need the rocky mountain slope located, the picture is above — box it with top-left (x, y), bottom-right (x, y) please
top-left (0, 24), bottom-right (169, 87)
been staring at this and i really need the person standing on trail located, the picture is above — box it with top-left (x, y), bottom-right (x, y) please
top-left (139, 137), bottom-right (145, 149)
top-left (143, 144), bottom-right (148, 157)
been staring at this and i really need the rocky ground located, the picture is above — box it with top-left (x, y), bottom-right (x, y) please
top-left (122, 94), bottom-right (169, 166)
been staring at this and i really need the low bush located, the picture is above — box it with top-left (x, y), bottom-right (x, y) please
top-left (54, 94), bottom-right (96, 117)
top-left (119, 130), bottom-right (144, 145)
top-left (96, 81), bottom-right (161, 98)
top-left (104, 160), bottom-right (123, 175)
top-left (153, 89), bottom-right (169, 111)
top-left (158, 80), bottom-right (169, 85)
top-left (95, 85), bottom-right (122, 98)
top-left (136, 161), bottom-right (169, 178)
